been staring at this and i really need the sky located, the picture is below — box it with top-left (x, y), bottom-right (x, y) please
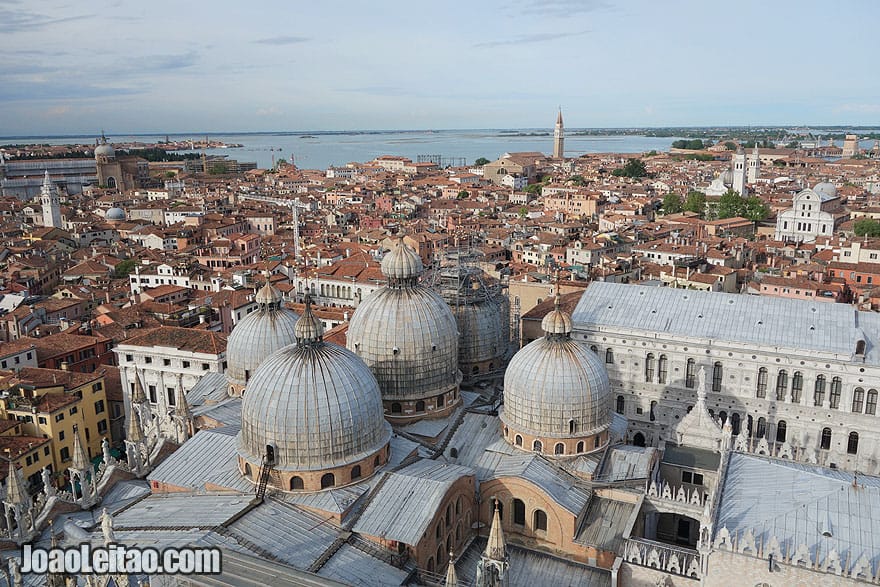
top-left (1, 0), bottom-right (879, 135)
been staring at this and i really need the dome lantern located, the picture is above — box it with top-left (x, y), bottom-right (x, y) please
top-left (380, 236), bottom-right (424, 288)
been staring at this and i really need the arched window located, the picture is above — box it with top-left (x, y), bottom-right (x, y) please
top-left (830, 377), bottom-right (842, 409)
top-left (756, 417), bottom-right (766, 438)
top-left (568, 419), bottom-right (577, 434)
top-left (756, 367), bottom-right (768, 398)
top-left (590, 345), bottom-right (598, 354)
top-left (391, 402), bottom-right (402, 414)
top-left (821, 427), bottom-right (832, 450)
top-left (853, 388), bottom-right (865, 413)
top-left (616, 395), bottom-right (625, 415)
top-left (848, 432), bottom-right (859, 455)
top-left (456, 496), bottom-right (462, 516)
top-left (776, 370), bottom-right (788, 400)
top-left (814, 375), bottom-right (826, 406)
top-left (605, 348), bottom-right (614, 364)
top-left (576, 441), bottom-right (584, 453)
top-left (712, 362), bottom-right (723, 392)
top-left (658, 355), bottom-right (668, 384)
top-left (650, 400), bottom-right (657, 422)
top-left (456, 523), bottom-right (461, 543)
top-left (867, 389), bottom-right (878, 415)
top-left (436, 522), bottom-right (443, 539)
top-left (554, 443), bottom-right (565, 455)
top-left (351, 465), bottom-right (362, 480)
top-left (244, 463), bottom-right (251, 478)
top-left (437, 393), bottom-right (445, 408)
top-left (513, 499), bottom-right (526, 526)
top-left (856, 340), bottom-right (866, 355)
top-left (515, 434), bottom-right (523, 447)
top-left (731, 413), bottom-right (741, 435)
top-left (685, 359), bottom-right (696, 388)
top-left (449, 447), bottom-right (458, 458)
top-left (427, 558), bottom-right (434, 573)
top-left (416, 400), bottom-right (426, 412)
top-left (320, 473), bottom-right (335, 489)
top-left (533, 509), bottom-right (548, 532)
top-left (776, 420), bottom-right (787, 443)
top-left (533, 439), bottom-right (542, 453)
top-left (791, 372), bottom-right (803, 403)
top-left (374, 455), bottom-right (381, 467)
top-left (633, 432), bottom-right (646, 447)
top-left (645, 353), bottom-right (655, 383)
top-left (290, 476), bottom-right (304, 490)
top-left (496, 501), bottom-right (504, 521)
top-left (445, 504), bottom-right (452, 527)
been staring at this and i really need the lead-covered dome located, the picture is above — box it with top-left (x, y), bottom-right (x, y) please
top-left (226, 282), bottom-right (300, 395)
top-left (105, 207), bottom-right (126, 221)
top-left (814, 182), bottom-right (837, 199)
top-left (238, 298), bottom-right (391, 491)
top-left (348, 237), bottom-right (461, 420)
top-left (501, 296), bottom-right (611, 455)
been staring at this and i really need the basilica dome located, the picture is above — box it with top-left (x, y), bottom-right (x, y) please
top-left (238, 298), bottom-right (391, 491)
top-left (94, 143), bottom-right (115, 159)
top-left (814, 182), bottom-right (837, 199)
top-left (501, 296), bottom-right (611, 455)
top-left (104, 207), bottom-right (126, 221)
top-left (225, 282), bottom-right (300, 395)
top-left (347, 237), bottom-right (462, 420)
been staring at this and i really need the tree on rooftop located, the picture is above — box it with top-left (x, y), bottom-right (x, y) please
top-left (717, 189), bottom-right (744, 219)
top-left (457, 190), bottom-right (469, 199)
top-left (474, 157), bottom-right (490, 166)
top-left (611, 158), bottom-right (648, 179)
top-left (684, 190), bottom-right (706, 217)
top-left (742, 196), bottom-right (770, 222)
top-left (114, 259), bottom-right (137, 278)
top-left (662, 193), bottom-right (683, 214)
top-left (854, 218), bottom-right (880, 237)
top-left (569, 175), bottom-right (587, 186)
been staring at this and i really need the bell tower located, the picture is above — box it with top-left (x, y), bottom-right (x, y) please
top-left (553, 108), bottom-right (564, 159)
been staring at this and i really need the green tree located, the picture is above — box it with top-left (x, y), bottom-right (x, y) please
top-left (672, 139), bottom-right (706, 150)
top-left (612, 158), bottom-right (648, 178)
top-left (518, 206), bottom-right (529, 218)
top-left (742, 196), bottom-right (770, 221)
top-left (662, 193), bottom-right (683, 214)
top-left (114, 259), bottom-right (137, 278)
top-left (474, 157), bottom-right (490, 166)
top-left (854, 218), bottom-right (880, 237)
top-left (717, 189), bottom-right (744, 219)
top-left (457, 190), bottom-right (469, 199)
top-left (524, 183), bottom-right (542, 195)
top-left (684, 190), bottom-right (706, 217)
top-left (569, 175), bottom-right (587, 186)
top-left (724, 141), bottom-right (737, 151)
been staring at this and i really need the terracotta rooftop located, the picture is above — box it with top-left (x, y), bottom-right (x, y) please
top-left (119, 326), bottom-right (227, 355)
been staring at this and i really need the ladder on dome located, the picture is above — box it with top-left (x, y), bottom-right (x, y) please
top-left (255, 446), bottom-right (275, 502)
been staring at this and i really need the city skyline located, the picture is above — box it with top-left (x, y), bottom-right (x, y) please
top-left (1, 0), bottom-right (878, 135)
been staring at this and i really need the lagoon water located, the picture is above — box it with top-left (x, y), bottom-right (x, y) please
top-left (1, 130), bottom-right (683, 170)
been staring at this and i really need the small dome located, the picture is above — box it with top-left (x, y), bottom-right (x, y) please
top-left (381, 237), bottom-right (424, 282)
top-left (105, 207), bottom-right (126, 221)
top-left (225, 288), bottom-right (300, 390)
top-left (95, 143), bottom-right (115, 158)
top-left (541, 296), bottom-right (572, 335)
top-left (720, 169), bottom-right (733, 185)
top-left (294, 296), bottom-right (323, 343)
top-left (238, 306), bottom-right (390, 473)
top-left (814, 182), bottom-right (837, 199)
top-left (255, 281), bottom-right (283, 307)
top-left (501, 305), bottom-right (610, 438)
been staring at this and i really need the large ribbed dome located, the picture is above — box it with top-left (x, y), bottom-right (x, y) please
top-left (238, 302), bottom-right (391, 472)
top-left (348, 238), bottom-right (461, 411)
top-left (226, 283), bottom-right (300, 391)
top-left (501, 299), bottom-right (610, 438)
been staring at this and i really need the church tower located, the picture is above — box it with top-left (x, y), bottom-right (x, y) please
top-left (476, 500), bottom-right (509, 587)
top-left (731, 147), bottom-right (747, 196)
top-left (552, 108), bottom-right (564, 159)
top-left (40, 170), bottom-right (61, 229)
top-left (747, 144), bottom-right (760, 184)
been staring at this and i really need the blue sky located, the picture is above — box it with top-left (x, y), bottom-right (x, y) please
top-left (1, 0), bottom-right (878, 134)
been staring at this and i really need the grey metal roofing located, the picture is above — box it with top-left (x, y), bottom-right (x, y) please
top-left (148, 427), bottom-right (241, 491)
top-left (193, 396), bottom-right (242, 426)
top-left (599, 445), bottom-right (656, 482)
top-left (575, 497), bottom-right (636, 551)
top-left (176, 549), bottom-right (350, 587)
top-left (455, 538), bottom-right (611, 587)
top-left (573, 281), bottom-right (880, 361)
top-left (662, 444), bottom-right (721, 470)
top-left (502, 333), bottom-right (611, 437)
top-left (445, 413), bottom-right (512, 473)
top-left (225, 499), bottom-right (339, 569)
top-left (187, 371), bottom-right (229, 406)
top-left (112, 493), bottom-right (251, 528)
top-left (277, 481), bottom-right (369, 515)
top-left (238, 340), bottom-right (391, 471)
top-left (489, 453), bottom-right (591, 516)
top-left (317, 544), bottom-right (410, 586)
top-left (717, 453), bottom-right (880, 570)
top-left (398, 406), bottom-right (459, 438)
top-left (101, 479), bottom-right (151, 513)
top-left (353, 460), bottom-right (475, 545)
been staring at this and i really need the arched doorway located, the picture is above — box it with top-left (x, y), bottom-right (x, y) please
top-left (633, 432), bottom-right (646, 447)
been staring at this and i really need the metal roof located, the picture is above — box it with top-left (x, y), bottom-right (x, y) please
top-left (573, 281), bottom-right (880, 362)
top-left (662, 444), bottom-right (721, 470)
top-left (576, 496), bottom-right (636, 551)
top-left (717, 453), bottom-right (880, 570)
top-left (353, 460), bottom-right (475, 545)
top-left (147, 427), bottom-right (241, 492)
top-left (600, 445), bottom-right (656, 482)
top-left (112, 493), bottom-right (251, 529)
top-left (490, 453), bottom-right (591, 516)
top-left (187, 371), bottom-right (229, 407)
top-left (317, 544), bottom-right (410, 586)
